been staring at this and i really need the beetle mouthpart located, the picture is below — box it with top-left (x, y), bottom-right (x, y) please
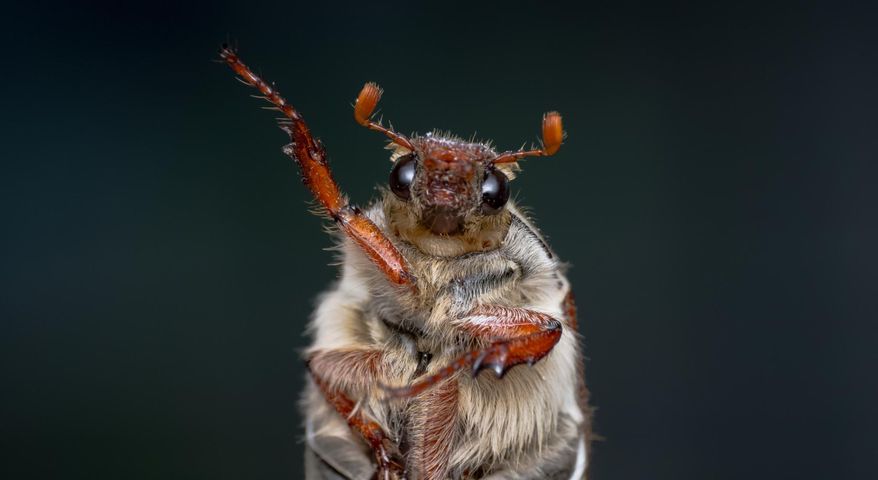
top-left (423, 208), bottom-right (464, 235)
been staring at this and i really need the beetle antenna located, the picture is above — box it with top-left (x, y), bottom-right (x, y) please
top-left (354, 82), bottom-right (414, 151)
top-left (492, 112), bottom-right (564, 164)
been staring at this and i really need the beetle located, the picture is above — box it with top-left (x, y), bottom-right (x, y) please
top-left (219, 45), bottom-right (592, 480)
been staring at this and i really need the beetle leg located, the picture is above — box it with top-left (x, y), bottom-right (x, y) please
top-left (405, 377), bottom-right (458, 480)
top-left (220, 46), bottom-right (415, 288)
top-left (382, 305), bottom-right (562, 399)
top-left (307, 349), bottom-right (404, 478)
top-left (563, 291), bottom-right (592, 426)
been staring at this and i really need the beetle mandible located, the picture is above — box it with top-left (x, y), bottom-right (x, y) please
top-left (219, 45), bottom-right (592, 480)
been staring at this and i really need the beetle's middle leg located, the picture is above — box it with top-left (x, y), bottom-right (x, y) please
top-left (405, 377), bottom-right (459, 480)
top-left (307, 349), bottom-right (404, 479)
top-left (383, 305), bottom-right (563, 398)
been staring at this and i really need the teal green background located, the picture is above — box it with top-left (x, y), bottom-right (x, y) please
top-left (2, 1), bottom-right (876, 478)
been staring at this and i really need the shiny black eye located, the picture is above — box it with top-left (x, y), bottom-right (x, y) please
top-left (389, 153), bottom-right (416, 200)
top-left (481, 167), bottom-right (509, 214)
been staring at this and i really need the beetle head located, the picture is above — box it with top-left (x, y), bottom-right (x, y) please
top-left (391, 134), bottom-right (500, 235)
top-left (354, 83), bottom-right (564, 244)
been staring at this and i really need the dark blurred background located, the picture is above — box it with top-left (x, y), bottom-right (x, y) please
top-left (2, 1), bottom-right (876, 478)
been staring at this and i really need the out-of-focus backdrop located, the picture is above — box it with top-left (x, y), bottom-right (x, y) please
top-left (2, 1), bottom-right (876, 478)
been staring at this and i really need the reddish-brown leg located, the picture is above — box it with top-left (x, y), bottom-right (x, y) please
top-left (307, 350), bottom-right (404, 479)
top-left (219, 46), bottom-right (415, 288)
top-left (563, 292), bottom-right (591, 419)
top-left (383, 305), bottom-right (563, 399)
top-left (564, 291), bottom-right (594, 475)
top-left (407, 378), bottom-right (459, 480)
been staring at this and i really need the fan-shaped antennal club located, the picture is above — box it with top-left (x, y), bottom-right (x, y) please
top-left (353, 82), bottom-right (413, 151)
top-left (492, 112), bottom-right (565, 164)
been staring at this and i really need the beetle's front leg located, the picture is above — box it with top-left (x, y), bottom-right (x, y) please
top-left (463, 305), bottom-right (564, 377)
top-left (383, 305), bottom-right (562, 398)
top-left (307, 349), bottom-right (405, 479)
top-left (220, 46), bottom-right (415, 289)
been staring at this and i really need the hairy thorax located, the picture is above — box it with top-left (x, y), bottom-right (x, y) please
top-left (342, 201), bottom-right (583, 476)
top-left (305, 199), bottom-right (583, 479)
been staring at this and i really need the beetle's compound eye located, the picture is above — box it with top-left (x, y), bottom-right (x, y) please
top-left (481, 167), bottom-right (510, 214)
top-left (389, 153), bottom-right (416, 200)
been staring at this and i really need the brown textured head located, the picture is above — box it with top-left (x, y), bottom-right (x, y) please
top-left (396, 135), bottom-right (494, 234)
top-left (354, 82), bottom-right (564, 237)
